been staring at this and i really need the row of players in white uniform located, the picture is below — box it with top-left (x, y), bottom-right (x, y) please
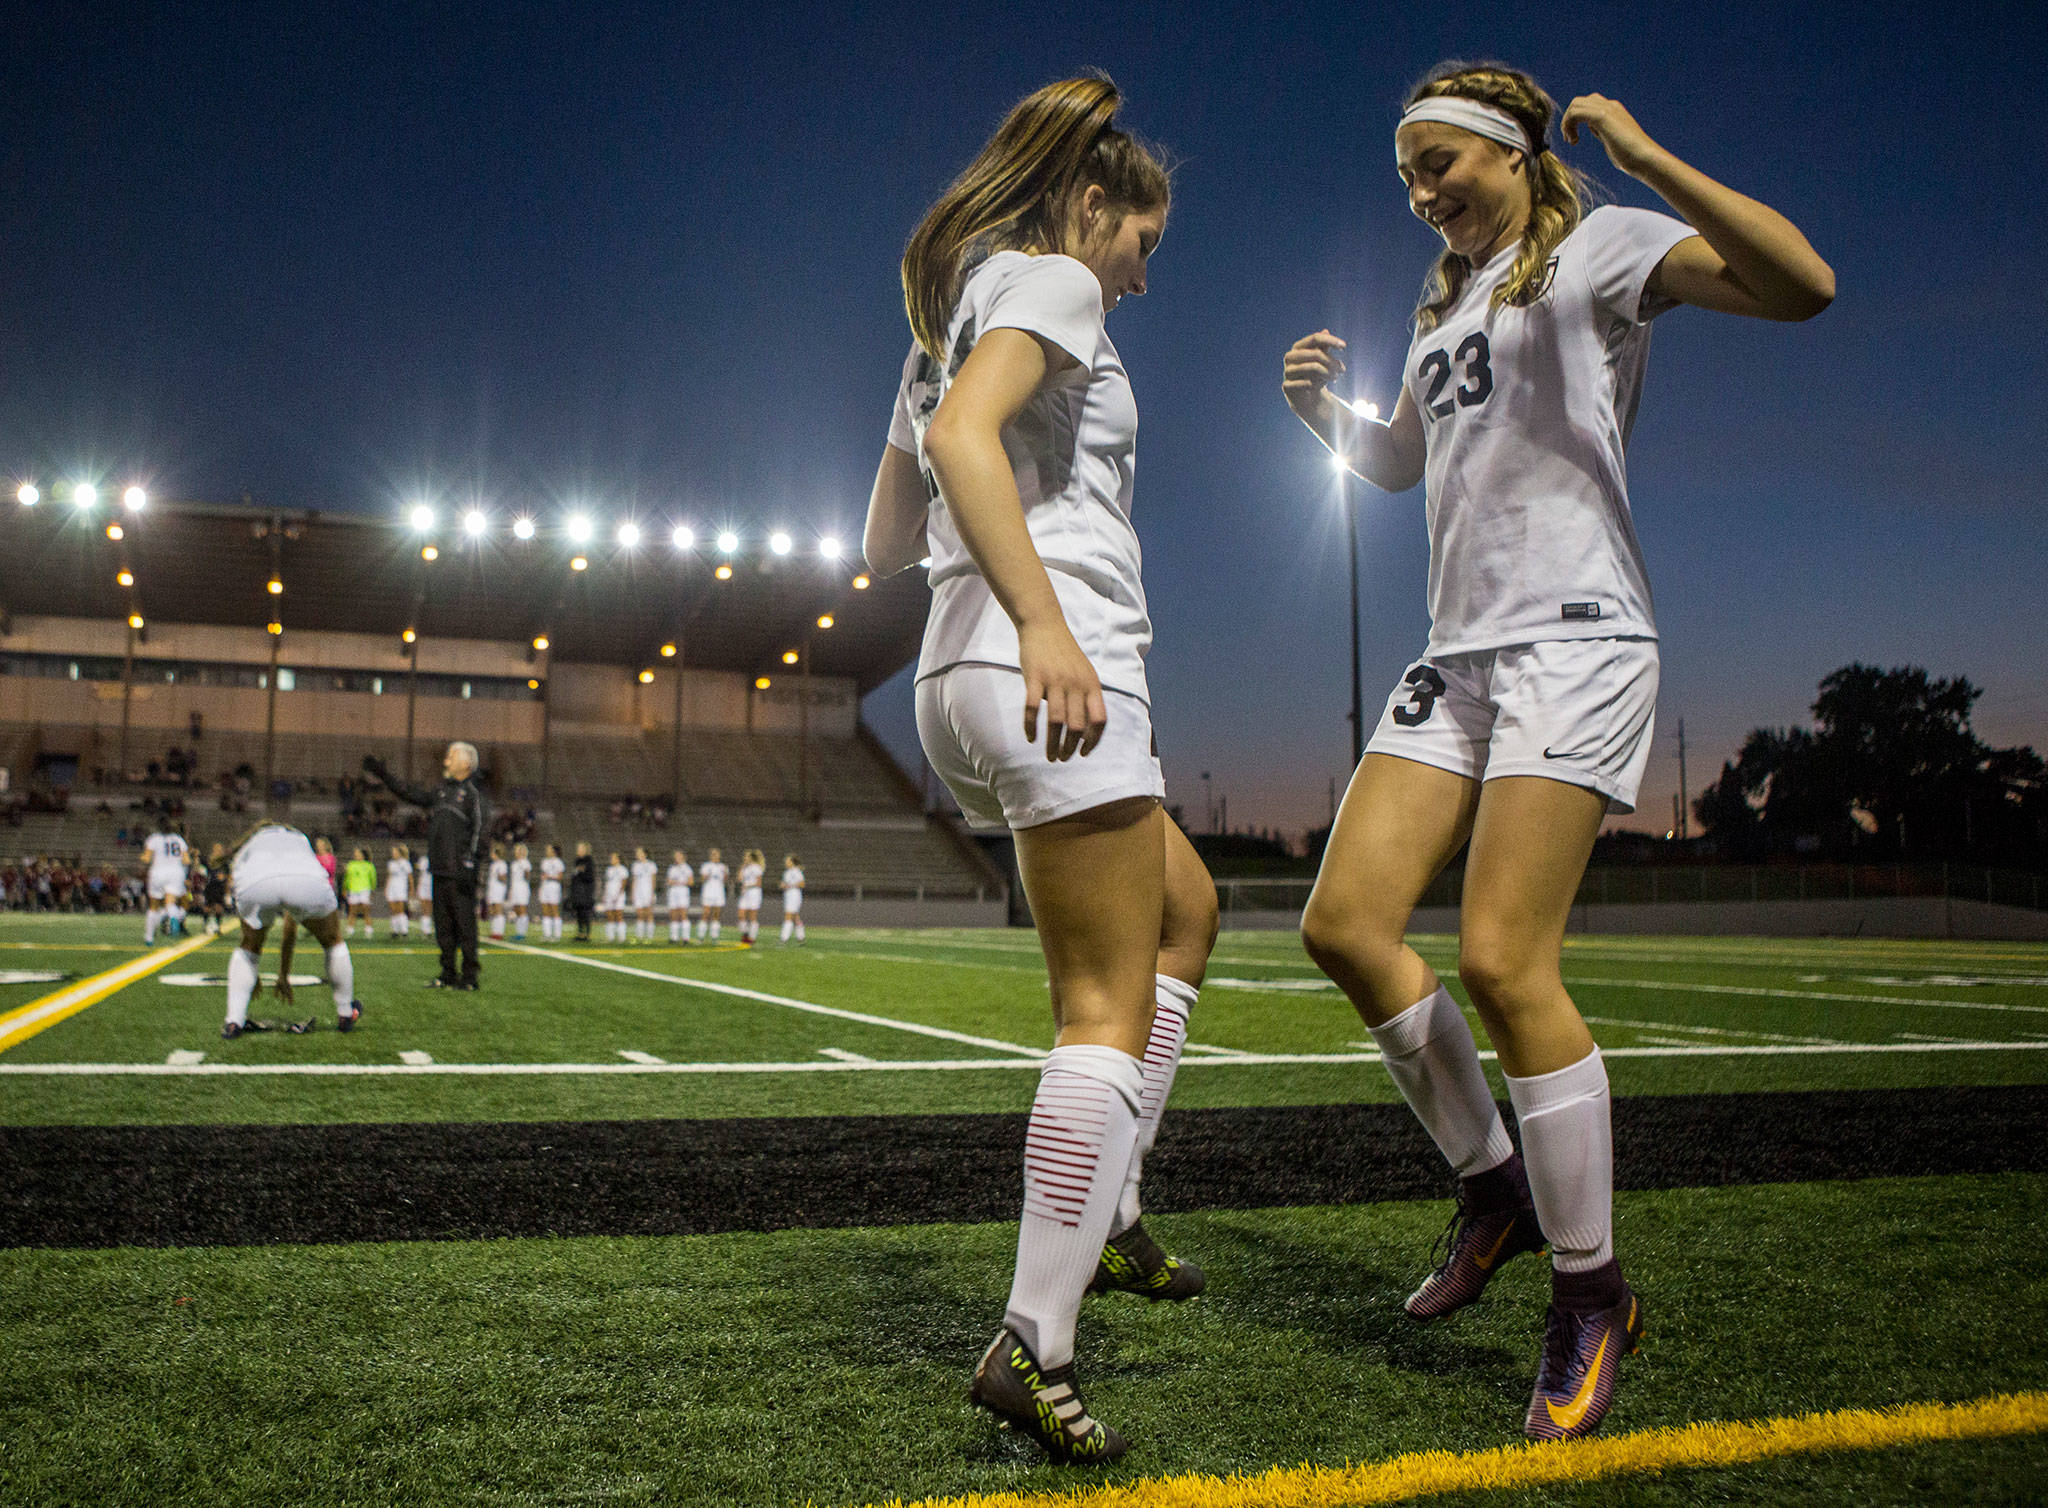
top-left (346, 842), bottom-right (808, 945)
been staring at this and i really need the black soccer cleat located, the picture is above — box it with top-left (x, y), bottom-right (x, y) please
top-left (1088, 1220), bottom-right (1206, 1302)
top-left (220, 1018), bottom-right (269, 1039)
top-left (968, 1328), bottom-right (1127, 1466)
top-left (337, 999), bottom-right (363, 1032)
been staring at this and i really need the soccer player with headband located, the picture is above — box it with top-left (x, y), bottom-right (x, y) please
top-left (1282, 62), bottom-right (1833, 1442)
top-left (865, 73), bottom-right (1219, 1466)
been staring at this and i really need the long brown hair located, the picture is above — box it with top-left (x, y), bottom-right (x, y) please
top-left (1408, 62), bottom-right (1600, 332)
top-left (902, 74), bottom-right (1170, 359)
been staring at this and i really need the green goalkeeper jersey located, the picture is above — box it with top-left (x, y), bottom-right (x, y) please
top-left (344, 859), bottom-right (377, 895)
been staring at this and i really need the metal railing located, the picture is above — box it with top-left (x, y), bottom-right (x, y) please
top-left (1215, 863), bottom-right (2048, 915)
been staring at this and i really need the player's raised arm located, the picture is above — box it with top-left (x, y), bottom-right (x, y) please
top-left (1283, 329), bottom-right (1425, 491)
top-left (1561, 94), bottom-right (1834, 322)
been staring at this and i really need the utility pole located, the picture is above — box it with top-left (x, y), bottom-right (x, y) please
top-left (1676, 718), bottom-right (1689, 842)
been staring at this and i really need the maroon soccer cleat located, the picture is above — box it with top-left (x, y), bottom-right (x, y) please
top-left (1523, 1285), bottom-right (1644, 1442)
top-left (1405, 1165), bottom-right (1546, 1321)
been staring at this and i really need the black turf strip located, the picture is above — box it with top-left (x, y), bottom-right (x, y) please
top-left (4, 1086), bottom-right (2044, 1250)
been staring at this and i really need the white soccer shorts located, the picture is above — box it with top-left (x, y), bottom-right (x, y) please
top-left (699, 888), bottom-right (725, 911)
top-left (346, 889), bottom-right (372, 906)
top-left (236, 870), bottom-right (340, 930)
top-left (781, 890), bottom-right (803, 915)
top-left (146, 871), bottom-right (186, 901)
top-left (1364, 637), bottom-right (1659, 814)
top-left (631, 884), bottom-right (655, 910)
top-left (666, 887), bottom-right (689, 912)
top-left (539, 880), bottom-right (562, 906)
top-left (916, 663), bottom-right (1165, 831)
top-left (738, 888), bottom-right (763, 911)
top-left (385, 884), bottom-right (408, 905)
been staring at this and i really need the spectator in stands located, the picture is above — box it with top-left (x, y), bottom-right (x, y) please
top-left (362, 742), bottom-right (489, 990)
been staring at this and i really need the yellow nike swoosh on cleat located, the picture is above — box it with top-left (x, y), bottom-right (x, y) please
top-left (1472, 1225), bottom-right (1516, 1272)
top-left (1545, 1329), bottom-right (1612, 1433)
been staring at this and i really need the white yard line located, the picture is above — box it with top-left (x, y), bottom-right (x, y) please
top-left (1579, 1014), bottom-right (1845, 1047)
top-left (8, 1038), bottom-right (2046, 1077)
top-left (489, 939), bottom-right (1048, 1058)
top-left (1568, 976), bottom-right (2048, 1016)
top-left (616, 1050), bottom-right (666, 1065)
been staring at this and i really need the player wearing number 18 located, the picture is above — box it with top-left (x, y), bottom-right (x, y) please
top-left (1283, 61), bottom-right (1832, 1443)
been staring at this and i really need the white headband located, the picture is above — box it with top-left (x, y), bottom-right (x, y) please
top-left (1398, 97), bottom-right (1538, 157)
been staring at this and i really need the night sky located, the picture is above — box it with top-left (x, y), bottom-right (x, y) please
top-left (4, 2), bottom-right (2042, 836)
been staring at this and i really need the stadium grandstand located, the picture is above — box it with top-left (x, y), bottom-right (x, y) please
top-left (0, 494), bottom-right (1005, 917)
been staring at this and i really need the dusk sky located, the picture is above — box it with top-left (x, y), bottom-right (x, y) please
top-left (4, 2), bottom-right (2042, 837)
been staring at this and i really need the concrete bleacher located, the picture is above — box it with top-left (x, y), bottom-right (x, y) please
top-left (5, 724), bottom-right (999, 901)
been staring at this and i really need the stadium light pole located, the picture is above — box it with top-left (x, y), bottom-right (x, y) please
top-left (119, 613), bottom-right (138, 783)
top-left (263, 520), bottom-right (284, 802)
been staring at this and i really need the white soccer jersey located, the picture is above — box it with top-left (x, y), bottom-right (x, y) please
top-left (385, 859), bottom-right (411, 901)
top-left (889, 250), bottom-right (1152, 703)
top-left (486, 857), bottom-right (509, 903)
top-left (143, 832), bottom-right (190, 876)
top-left (781, 866), bottom-right (804, 913)
top-left (698, 861), bottom-right (728, 904)
top-left (539, 855), bottom-right (565, 903)
top-left (415, 854), bottom-right (433, 900)
top-left (1403, 205), bottom-right (1698, 657)
top-left (509, 856), bottom-right (532, 905)
top-left (602, 863), bottom-right (629, 906)
top-left (665, 862), bottom-right (693, 908)
top-left (630, 858), bottom-right (658, 906)
top-left (738, 861), bottom-right (764, 893)
top-left (231, 826), bottom-right (336, 928)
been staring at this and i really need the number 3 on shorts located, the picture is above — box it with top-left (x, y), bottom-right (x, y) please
top-left (1392, 664), bottom-right (1447, 727)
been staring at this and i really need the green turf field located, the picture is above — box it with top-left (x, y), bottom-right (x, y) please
top-left (2, 914), bottom-right (2045, 1505)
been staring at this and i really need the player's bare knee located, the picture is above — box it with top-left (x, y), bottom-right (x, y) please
top-left (1301, 895), bottom-right (1391, 977)
top-left (1456, 935), bottom-right (1547, 1015)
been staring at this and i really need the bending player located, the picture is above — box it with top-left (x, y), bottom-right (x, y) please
top-left (1284, 62), bottom-right (1832, 1441)
top-left (666, 849), bottom-right (694, 943)
top-left (220, 821), bottom-right (363, 1038)
top-left (867, 74), bottom-right (1217, 1465)
top-left (778, 853), bottom-right (804, 944)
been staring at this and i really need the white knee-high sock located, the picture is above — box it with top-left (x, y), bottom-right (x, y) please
top-left (1003, 1043), bottom-right (1144, 1370)
top-left (780, 918), bottom-right (793, 942)
top-left (226, 947), bottom-right (258, 1026)
top-left (325, 943), bottom-right (354, 1016)
top-left (165, 903), bottom-right (184, 935)
top-left (144, 908), bottom-right (160, 943)
top-left (1505, 1048), bottom-right (1613, 1273)
top-left (1116, 975), bottom-right (1197, 1232)
top-left (1370, 986), bottom-right (1515, 1176)
top-left (794, 918), bottom-right (803, 940)
top-left (515, 915), bottom-right (528, 939)
top-left (669, 920), bottom-right (681, 941)
top-left (393, 913), bottom-right (408, 937)
top-left (709, 918), bottom-right (720, 939)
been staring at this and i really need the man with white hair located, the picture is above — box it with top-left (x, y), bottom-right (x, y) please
top-left (362, 742), bottom-right (489, 990)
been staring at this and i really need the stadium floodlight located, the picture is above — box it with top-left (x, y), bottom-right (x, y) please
top-left (512, 516), bottom-right (536, 540)
top-left (463, 509), bottom-right (487, 537)
top-left (105, 524), bottom-right (124, 540)
top-left (402, 627), bottom-right (417, 644)
top-left (638, 669), bottom-right (654, 685)
top-left (660, 642), bottom-right (677, 658)
top-left (570, 555), bottom-right (589, 572)
top-left (420, 544), bottom-right (439, 562)
top-left (123, 485), bottom-right (147, 512)
top-left (527, 678), bottom-right (540, 690)
top-left (127, 613), bottom-right (144, 630)
top-left (116, 570), bottom-right (134, 587)
top-left (1329, 450), bottom-right (1349, 473)
top-left (781, 650), bottom-right (798, 665)
top-left (816, 614), bottom-right (834, 630)
top-left (16, 483), bottom-right (37, 506)
top-left (768, 530), bottom-right (792, 556)
top-left (73, 481), bottom-right (98, 508)
top-left (616, 521), bottom-right (641, 549)
top-left (566, 513), bottom-right (593, 543)
top-left (714, 563), bottom-right (733, 581)
top-left (818, 536), bottom-right (842, 560)
top-left (409, 504), bottom-right (435, 532)
top-left (755, 676), bottom-right (771, 690)
top-left (267, 620), bottom-right (284, 636)
top-left (532, 634), bottom-right (550, 652)
top-left (1348, 396), bottom-right (1380, 421)
top-left (716, 530), bottom-right (739, 555)
top-left (852, 574), bottom-right (870, 590)
top-left (671, 524), bottom-right (694, 550)
top-left (267, 577), bottom-right (284, 595)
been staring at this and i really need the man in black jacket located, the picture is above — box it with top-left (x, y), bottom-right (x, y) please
top-left (362, 742), bottom-right (488, 989)
top-left (567, 842), bottom-right (597, 942)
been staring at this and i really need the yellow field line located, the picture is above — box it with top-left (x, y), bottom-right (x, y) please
top-left (855, 1392), bottom-right (2048, 1508)
top-left (0, 934), bottom-right (214, 1054)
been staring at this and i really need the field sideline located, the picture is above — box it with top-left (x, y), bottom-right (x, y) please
top-left (1, 915), bottom-right (2044, 1503)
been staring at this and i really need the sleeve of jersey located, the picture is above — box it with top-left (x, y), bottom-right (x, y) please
top-left (886, 342), bottom-right (921, 454)
top-left (979, 255), bottom-right (1104, 369)
top-left (1580, 206), bottom-right (1701, 328)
